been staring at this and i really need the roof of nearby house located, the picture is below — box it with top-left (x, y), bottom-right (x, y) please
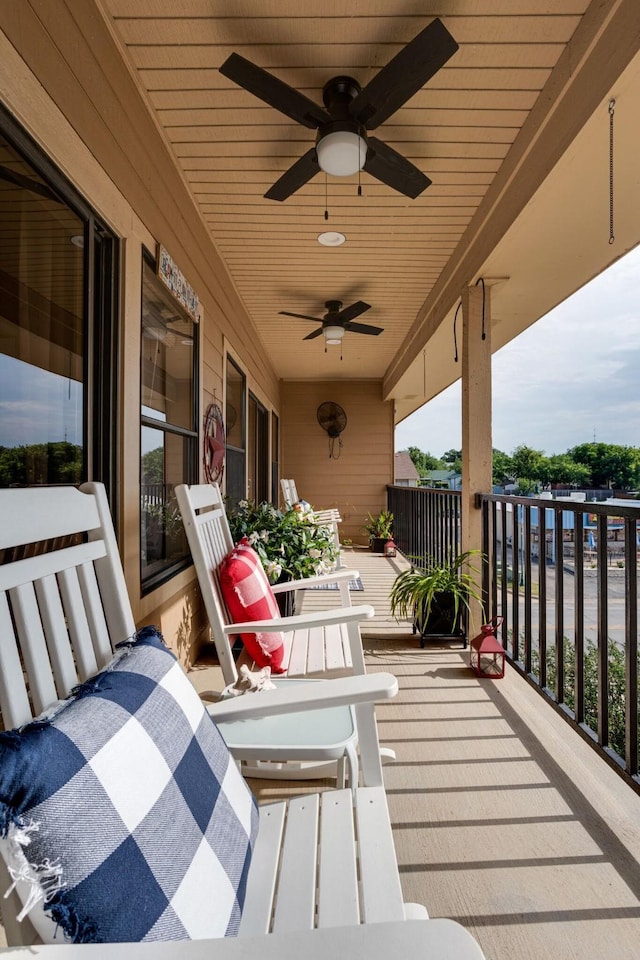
top-left (424, 470), bottom-right (457, 480)
top-left (394, 452), bottom-right (420, 482)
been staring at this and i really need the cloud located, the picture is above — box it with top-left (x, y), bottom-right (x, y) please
top-left (396, 244), bottom-right (640, 458)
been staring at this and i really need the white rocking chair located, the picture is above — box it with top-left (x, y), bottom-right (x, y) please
top-left (280, 478), bottom-right (342, 562)
top-left (176, 483), bottom-right (364, 685)
top-left (176, 482), bottom-right (394, 783)
top-left (0, 483), bottom-right (485, 959)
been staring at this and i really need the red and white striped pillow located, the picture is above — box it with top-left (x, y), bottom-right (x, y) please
top-left (219, 538), bottom-right (286, 673)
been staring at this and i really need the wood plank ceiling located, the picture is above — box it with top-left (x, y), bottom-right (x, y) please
top-left (101, 0), bottom-right (591, 389)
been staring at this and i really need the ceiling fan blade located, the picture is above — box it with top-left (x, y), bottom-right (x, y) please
top-left (279, 310), bottom-right (322, 322)
top-left (303, 328), bottom-right (324, 341)
top-left (336, 300), bottom-right (371, 324)
top-left (364, 137), bottom-right (431, 199)
top-left (349, 18), bottom-right (458, 130)
top-left (220, 53), bottom-right (330, 129)
top-left (265, 148), bottom-right (320, 201)
top-left (346, 321), bottom-right (384, 336)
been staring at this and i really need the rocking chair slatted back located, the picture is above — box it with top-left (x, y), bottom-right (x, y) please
top-left (176, 483), bottom-right (368, 687)
top-left (0, 484), bottom-right (134, 731)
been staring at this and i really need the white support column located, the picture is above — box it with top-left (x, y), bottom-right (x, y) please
top-left (461, 282), bottom-right (492, 631)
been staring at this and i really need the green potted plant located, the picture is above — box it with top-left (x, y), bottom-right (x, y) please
top-left (363, 509), bottom-right (394, 553)
top-left (226, 498), bottom-right (339, 615)
top-left (390, 549), bottom-right (484, 648)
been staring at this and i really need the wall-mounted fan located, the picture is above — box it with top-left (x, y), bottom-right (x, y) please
top-left (281, 300), bottom-right (383, 342)
top-left (219, 18), bottom-right (458, 201)
top-left (317, 401), bottom-right (347, 459)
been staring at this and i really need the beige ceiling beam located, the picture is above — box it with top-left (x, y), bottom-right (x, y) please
top-left (383, 0), bottom-right (640, 400)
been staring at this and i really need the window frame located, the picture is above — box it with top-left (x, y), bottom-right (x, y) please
top-left (0, 103), bottom-right (119, 515)
top-left (139, 246), bottom-right (199, 595)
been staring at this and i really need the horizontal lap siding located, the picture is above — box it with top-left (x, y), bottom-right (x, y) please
top-left (281, 381), bottom-right (394, 544)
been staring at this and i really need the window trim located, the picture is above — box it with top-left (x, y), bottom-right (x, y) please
top-left (139, 247), bottom-right (199, 595)
top-left (0, 104), bottom-right (119, 515)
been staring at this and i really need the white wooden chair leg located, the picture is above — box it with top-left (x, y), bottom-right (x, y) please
top-left (345, 742), bottom-right (359, 792)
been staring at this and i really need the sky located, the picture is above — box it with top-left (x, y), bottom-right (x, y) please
top-left (0, 354), bottom-right (82, 448)
top-left (395, 243), bottom-right (640, 459)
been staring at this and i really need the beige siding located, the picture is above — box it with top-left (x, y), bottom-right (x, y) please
top-left (280, 381), bottom-right (394, 544)
top-left (0, 8), bottom-right (281, 664)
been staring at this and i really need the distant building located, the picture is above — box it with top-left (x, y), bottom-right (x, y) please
top-left (421, 469), bottom-right (461, 490)
top-left (394, 451), bottom-right (420, 486)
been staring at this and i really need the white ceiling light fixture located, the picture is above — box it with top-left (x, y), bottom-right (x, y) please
top-left (317, 230), bottom-right (346, 246)
top-left (316, 128), bottom-right (367, 177)
top-left (323, 324), bottom-right (345, 346)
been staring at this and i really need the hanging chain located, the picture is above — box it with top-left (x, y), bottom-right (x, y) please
top-left (608, 99), bottom-right (615, 245)
top-left (453, 302), bottom-right (462, 362)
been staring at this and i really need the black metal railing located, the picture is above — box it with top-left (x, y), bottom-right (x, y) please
top-left (387, 484), bottom-right (462, 567)
top-left (388, 483), bottom-right (640, 791)
top-left (478, 492), bottom-right (640, 790)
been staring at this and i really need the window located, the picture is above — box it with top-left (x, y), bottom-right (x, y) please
top-left (225, 355), bottom-right (245, 506)
top-left (248, 391), bottom-right (268, 504)
top-left (271, 412), bottom-right (279, 506)
top-left (0, 106), bottom-right (118, 507)
top-left (140, 251), bottom-right (198, 591)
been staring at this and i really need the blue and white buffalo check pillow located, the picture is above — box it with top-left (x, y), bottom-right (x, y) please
top-left (0, 626), bottom-right (259, 943)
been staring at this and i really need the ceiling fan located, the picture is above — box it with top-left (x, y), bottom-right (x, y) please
top-left (280, 300), bottom-right (383, 345)
top-left (219, 17), bottom-right (458, 201)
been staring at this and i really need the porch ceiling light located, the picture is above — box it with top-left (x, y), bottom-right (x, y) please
top-left (316, 129), bottom-right (367, 177)
top-left (324, 324), bottom-right (345, 346)
top-left (317, 231), bottom-right (346, 246)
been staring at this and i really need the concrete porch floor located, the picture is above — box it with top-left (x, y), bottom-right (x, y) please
top-left (204, 548), bottom-right (640, 960)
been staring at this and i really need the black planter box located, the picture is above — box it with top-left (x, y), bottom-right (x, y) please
top-left (414, 592), bottom-right (467, 648)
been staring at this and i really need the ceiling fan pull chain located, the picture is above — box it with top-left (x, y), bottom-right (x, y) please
top-left (324, 173), bottom-right (329, 220)
top-left (608, 98), bottom-right (615, 245)
top-left (358, 163), bottom-right (362, 197)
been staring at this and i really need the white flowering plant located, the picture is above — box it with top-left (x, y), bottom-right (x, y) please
top-left (226, 498), bottom-right (338, 583)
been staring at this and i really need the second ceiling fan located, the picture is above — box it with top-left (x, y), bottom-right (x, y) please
top-left (281, 300), bottom-right (383, 344)
top-left (219, 18), bottom-right (458, 202)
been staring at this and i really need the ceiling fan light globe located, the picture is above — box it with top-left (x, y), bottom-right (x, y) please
top-left (324, 324), bottom-right (345, 344)
top-left (316, 131), bottom-right (366, 176)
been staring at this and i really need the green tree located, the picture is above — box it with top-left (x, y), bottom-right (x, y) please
top-left (492, 448), bottom-right (514, 486)
top-left (511, 445), bottom-right (546, 482)
top-left (142, 446), bottom-right (164, 484)
top-left (540, 454), bottom-right (591, 487)
top-left (441, 448), bottom-right (462, 473)
top-left (406, 446), bottom-right (444, 476)
top-left (0, 442), bottom-right (82, 487)
top-left (569, 442), bottom-right (640, 489)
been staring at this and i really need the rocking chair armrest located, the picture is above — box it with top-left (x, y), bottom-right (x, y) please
top-left (206, 672), bottom-right (398, 722)
top-left (222, 603), bottom-right (374, 635)
top-left (270, 568), bottom-right (360, 593)
top-left (4, 919), bottom-right (487, 959)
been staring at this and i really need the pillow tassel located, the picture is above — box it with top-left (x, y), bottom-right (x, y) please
top-left (3, 820), bottom-right (63, 921)
top-left (48, 899), bottom-right (97, 944)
